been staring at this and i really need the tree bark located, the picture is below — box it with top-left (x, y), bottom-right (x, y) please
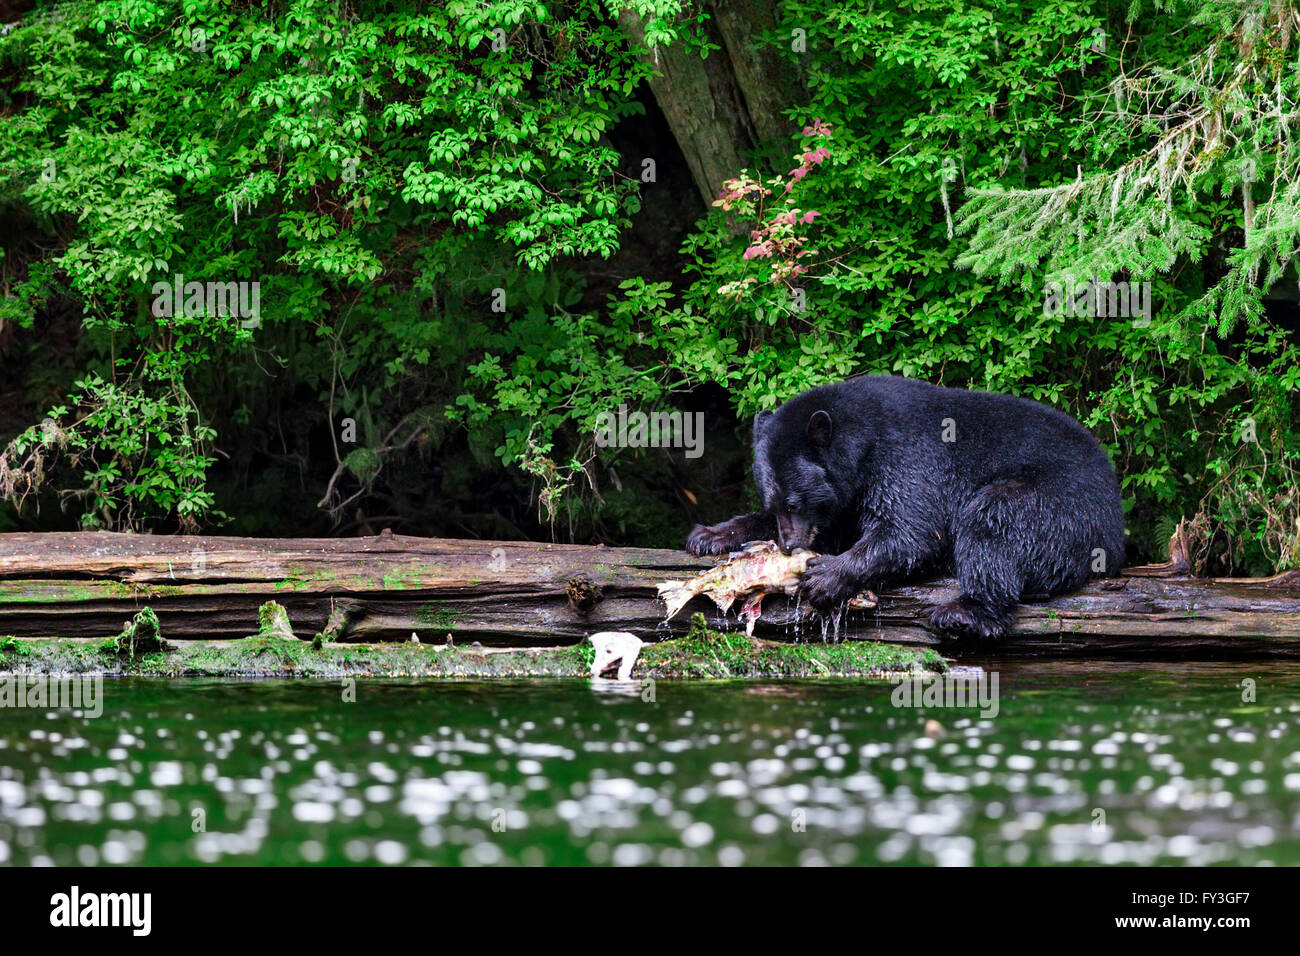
top-left (708, 0), bottom-right (803, 146)
top-left (617, 1), bottom-right (803, 208)
top-left (1, 531), bottom-right (1298, 656)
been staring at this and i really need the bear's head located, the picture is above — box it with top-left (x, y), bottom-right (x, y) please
top-left (753, 405), bottom-right (843, 553)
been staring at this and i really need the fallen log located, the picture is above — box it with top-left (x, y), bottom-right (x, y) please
top-left (0, 531), bottom-right (1297, 656)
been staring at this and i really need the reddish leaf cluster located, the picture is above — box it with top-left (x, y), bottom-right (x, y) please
top-left (712, 122), bottom-right (833, 294)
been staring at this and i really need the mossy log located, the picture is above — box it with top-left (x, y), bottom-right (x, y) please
top-left (0, 613), bottom-right (949, 679)
top-left (0, 530), bottom-right (1298, 655)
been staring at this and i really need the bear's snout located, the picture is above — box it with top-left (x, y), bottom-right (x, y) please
top-left (775, 513), bottom-right (815, 553)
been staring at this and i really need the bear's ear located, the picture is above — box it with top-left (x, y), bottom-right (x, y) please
top-left (806, 409), bottom-right (833, 447)
top-left (753, 409), bottom-right (774, 442)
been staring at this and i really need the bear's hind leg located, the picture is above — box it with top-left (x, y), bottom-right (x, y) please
top-left (929, 478), bottom-right (1040, 640)
top-left (929, 593), bottom-right (1017, 641)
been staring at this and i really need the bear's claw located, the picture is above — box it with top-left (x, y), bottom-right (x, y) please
top-left (801, 554), bottom-right (857, 611)
top-left (686, 523), bottom-right (734, 556)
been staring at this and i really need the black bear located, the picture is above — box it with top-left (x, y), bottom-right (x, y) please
top-left (686, 375), bottom-right (1125, 639)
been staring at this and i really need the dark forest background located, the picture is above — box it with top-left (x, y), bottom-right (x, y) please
top-left (1, 0), bottom-right (1298, 576)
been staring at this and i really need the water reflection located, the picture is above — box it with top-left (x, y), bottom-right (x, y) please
top-left (0, 662), bottom-right (1298, 864)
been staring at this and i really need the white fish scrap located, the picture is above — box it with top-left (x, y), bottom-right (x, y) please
top-left (589, 631), bottom-right (643, 681)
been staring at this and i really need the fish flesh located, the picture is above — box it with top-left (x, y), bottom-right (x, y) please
top-left (589, 631), bottom-right (643, 681)
top-left (657, 540), bottom-right (813, 623)
top-left (657, 541), bottom-right (876, 636)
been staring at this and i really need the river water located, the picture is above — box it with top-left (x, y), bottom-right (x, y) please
top-left (2, 661), bottom-right (1299, 865)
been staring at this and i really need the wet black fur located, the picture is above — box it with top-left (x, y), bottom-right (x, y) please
top-left (686, 375), bottom-right (1125, 639)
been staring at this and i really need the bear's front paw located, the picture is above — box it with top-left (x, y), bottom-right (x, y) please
top-left (801, 555), bottom-right (858, 611)
top-left (686, 523), bottom-right (732, 556)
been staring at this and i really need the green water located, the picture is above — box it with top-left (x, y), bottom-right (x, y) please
top-left (2, 661), bottom-right (1299, 866)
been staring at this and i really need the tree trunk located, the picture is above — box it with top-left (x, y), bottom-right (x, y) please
top-left (617, 1), bottom-right (803, 208)
top-left (708, 0), bottom-right (803, 145)
top-left (0, 531), bottom-right (1298, 656)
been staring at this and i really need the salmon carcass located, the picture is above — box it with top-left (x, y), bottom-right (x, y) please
top-left (656, 541), bottom-right (876, 635)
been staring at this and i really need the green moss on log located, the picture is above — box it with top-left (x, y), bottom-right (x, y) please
top-left (256, 600), bottom-right (296, 639)
top-left (414, 602), bottom-right (463, 631)
top-left (0, 613), bottom-right (945, 680)
top-left (109, 607), bottom-right (170, 661)
top-left (315, 602), bottom-right (349, 647)
top-left (637, 613), bottom-right (948, 679)
top-left (0, 636), bottom-right (32, 658)
top-left (0, 579), bottom-right (146, 603)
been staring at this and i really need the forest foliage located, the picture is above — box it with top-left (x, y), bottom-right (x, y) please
top-left (1, 0), bottom-right (1298, 575)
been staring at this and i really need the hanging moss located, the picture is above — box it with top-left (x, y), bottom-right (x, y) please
top-left (342, 447), bottom-right (382, 485)
top-left (109, 607), bottom-right (170, 661)
top-left (256, 600), bottom-right (296, 639)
